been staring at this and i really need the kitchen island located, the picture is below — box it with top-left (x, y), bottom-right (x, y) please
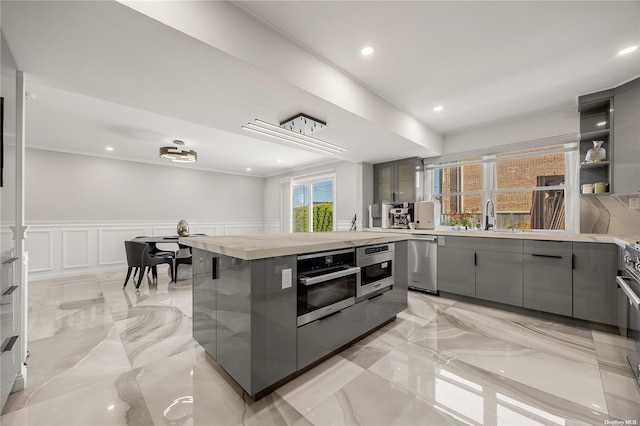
top-left (180, 231), bottom-right (409, 398)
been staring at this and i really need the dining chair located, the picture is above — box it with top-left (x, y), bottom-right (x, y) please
top-left (174, 244), bottom-right (192, 282)
top-left (173, 233), bottom-right (205, 282)
top-left (123, 240), bottom-right (145, 288)
top-left (123, 240), bottom-right (175, 289)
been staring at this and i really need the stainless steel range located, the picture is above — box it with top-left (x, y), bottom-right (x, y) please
top-left (617, 241), bottom-right (640, 388)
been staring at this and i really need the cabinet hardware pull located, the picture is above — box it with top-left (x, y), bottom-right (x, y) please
top-left (2, 257), bottom-right (19, 265)
top-left (2, 285), bottom-right (18, 296)
top-left (474, 253), bottom-right (477, 266)
top-left (531, 254), bottom-right (563, 259)
top-left (318, 310), bottom-right (342, 321)
top-left (572, 254), bottom-right (575, 270)
top-left (1, 335), bottom-right (19, 353)
top-left (299, 267), bottom-right (361, 286)
top-left (212, 257), bottom-right (219, 280)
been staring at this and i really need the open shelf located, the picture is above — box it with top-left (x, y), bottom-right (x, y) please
top-left (580, 160), bottom-right (610, 169)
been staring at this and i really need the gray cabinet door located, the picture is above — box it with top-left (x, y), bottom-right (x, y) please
top-left (192, 248), bottom-right (217, 359)
top-left (573, 242), bottom-right (618, 326)
top-left (613, 79), bottom-right (640, 194)
top-left (373, 158), bottom-right (418, 204)
top-left (374, 162), bottom-right (394, 204)
top-left (523, 254), bottom-right (572, 316)
top-left (476, 250), bottom-right (523, 306)
top-left (395, 158), bottom-right (417, 203)
top-left (437, 246), bottom-right (475, 297)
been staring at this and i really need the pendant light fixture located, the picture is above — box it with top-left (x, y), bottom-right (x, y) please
top-left (159, 140), bottom-right (197, 163)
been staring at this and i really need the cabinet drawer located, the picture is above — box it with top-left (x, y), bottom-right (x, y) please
top-left (438, 236), bottom-right (480, 250)
top-left (297, 306), bottom-right (367, 370)
top-left (296, 288), bottom-right (405, 370)
top-left (476, 238), bottom-right (523, 253)
top-left (524, 240), bottom-right (572, 257)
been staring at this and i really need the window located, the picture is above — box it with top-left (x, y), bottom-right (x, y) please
top-left (292, 174), bottom-right (335, 233)
top-left (427, 141), bottom-right (577, 231)
top-left (432, 158), bottom-right (483, 229)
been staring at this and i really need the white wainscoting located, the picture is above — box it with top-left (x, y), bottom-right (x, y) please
top-left (26, 220), bottom-right (268, 281)
top-left (62, 229), bottom-right (90, 269)
top-left (26, 219), bottom-right (366, 280)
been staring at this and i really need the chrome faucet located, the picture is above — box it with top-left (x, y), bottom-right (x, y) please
top-left (485, 199), bottom-right (495, 231)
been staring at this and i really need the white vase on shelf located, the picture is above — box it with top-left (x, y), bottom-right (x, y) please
top-left (585, 140), bottom-right (606, 162)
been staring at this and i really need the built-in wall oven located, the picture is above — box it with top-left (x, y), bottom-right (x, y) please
top-left (297, 249), bottom-right (360, 327)
top-left (356, 243), bottom-right (394, 299)
top-left (617, 242), bottom-right (640, 388)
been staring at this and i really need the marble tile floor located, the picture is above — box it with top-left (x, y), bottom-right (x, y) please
top-left (2, 267), bottom-right (640, 425)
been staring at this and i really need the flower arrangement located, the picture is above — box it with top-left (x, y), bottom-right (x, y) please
top-left (449, 208), bottom-right (480, 228)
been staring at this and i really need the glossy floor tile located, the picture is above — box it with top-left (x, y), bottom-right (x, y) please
top-left (2, 269), bottom-right (640, 425)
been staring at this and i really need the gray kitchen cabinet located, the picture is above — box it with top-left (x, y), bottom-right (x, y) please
top-left (523, 240), bottom-right (573, 316)
top-left (192, 249), bottom-right (298, 395)
top-left (476, 251), bottom-right (523, 306)
top-left (573, 242), bottom-right (618, 326)
top-left (437, 236), bottom-right (522, 303)
top-left (475, 239), bottom-right (523, 307)
top-left (437, 242), bottom-right (476, 297)
top-left (374, 157), bottom-right (421, 204)
top-left (1, 256), bottom-right (20, 410)
top-left (297, 285), bottom-right (407, 369)
top-left (613, 77), bottom-right (640, 194)
top-left (298, 243), bottom-right (408, 369)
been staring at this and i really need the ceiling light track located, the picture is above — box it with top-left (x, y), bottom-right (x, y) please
top-left (242, 117), bottom-right (348, 155)
top-left (243, 124), bottom-right (340, 155)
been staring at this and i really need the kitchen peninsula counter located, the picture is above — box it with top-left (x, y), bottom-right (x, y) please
top-left (363, 227), bottom-right (639, 247)
top-left (181, 231), bottom-right (409, 399)
top-left (180, 231), bottom-right (408, 260)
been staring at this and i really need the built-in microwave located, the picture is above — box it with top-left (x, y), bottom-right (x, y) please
top-left (297, 249), bottom-right (360, 327)
top-left (356, 243), bottom-right (394, 299)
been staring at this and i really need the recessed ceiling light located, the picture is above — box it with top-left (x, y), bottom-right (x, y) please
top-left (277, 159), bottom-right (282, 163)
top-left (246, 168), bottom-right (252, 172)
top-left (433, 105), bottom-right (444, 112)
top-left (618, 45), bottom-right (638, 56)
top-left (105, 146), bottom-right (114, 151)
top-left (361, 46), bottom-right (374, 56)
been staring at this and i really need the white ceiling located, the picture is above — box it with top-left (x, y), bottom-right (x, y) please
top-left (2, 1), bottom-right (639, 177)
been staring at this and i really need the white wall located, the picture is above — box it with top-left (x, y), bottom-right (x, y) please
top-left (443, 106), bottom-right (579, 154)
top-left (25, 148), bottom-right (266, 279)
top-left (263, 160), bottom-right (362, 232)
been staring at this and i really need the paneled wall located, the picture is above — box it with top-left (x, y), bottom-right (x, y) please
top-left (25, 148), bottom-right (268, 279)
top-left (26, 220), bottom-right (267, 280)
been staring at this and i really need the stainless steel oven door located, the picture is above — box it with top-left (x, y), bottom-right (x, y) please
top-left (617, 275), bottom-right (640, 385)
top-left (356, 245), bottom-right (394, 299)
top-left (297, 266), bottom-right (360, 327)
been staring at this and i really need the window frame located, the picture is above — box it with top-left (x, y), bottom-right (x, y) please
top-left (425, 141), bottom-right (578, 232)
top-left (292, 172), bottom-right (336, 233)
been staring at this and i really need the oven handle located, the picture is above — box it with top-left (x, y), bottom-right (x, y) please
top-left (300, 267), bottom-right (361, 286)
top-left (617, 276), bottom-right (640, 308)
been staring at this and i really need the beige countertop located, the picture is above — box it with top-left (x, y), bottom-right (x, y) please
top-left (180, 229), bottom-right (639, 260)
top-left (180, 231), bottom-right (409, 260)
top-left (363, 227), bottom-right (639, 248)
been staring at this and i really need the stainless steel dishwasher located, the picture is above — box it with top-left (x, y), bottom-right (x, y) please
top-left (408, 235), bottom-right (438, 294)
